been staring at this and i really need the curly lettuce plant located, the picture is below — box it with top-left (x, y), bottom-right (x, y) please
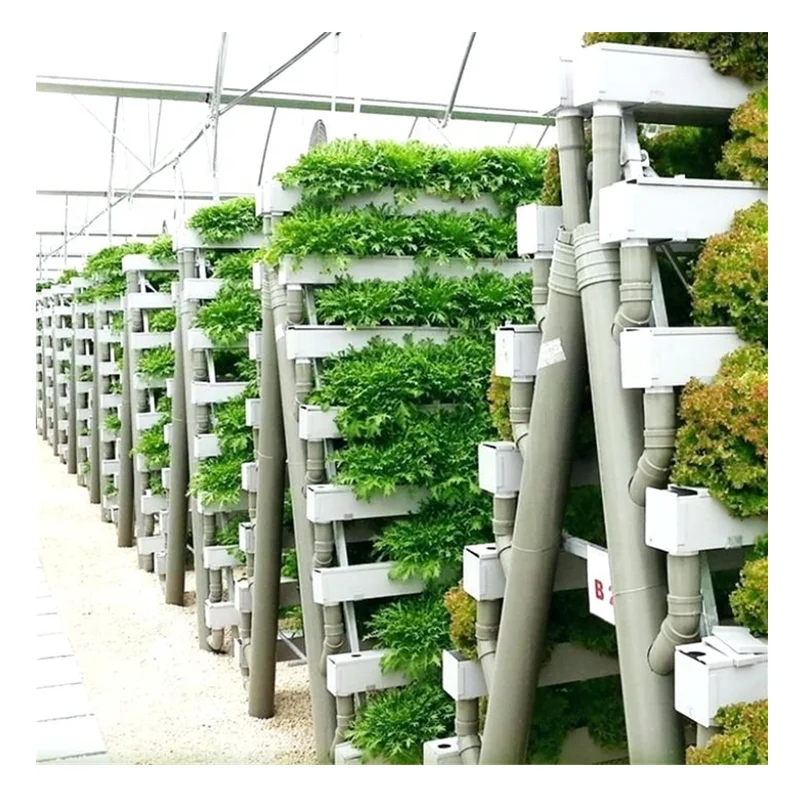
top-left (686, 700), bottom-right (767, 764)
top-left (146, 235), bottom-right (176, 264)
top-left (194, 281), bottom-right (261, 349)
top-left (719, 86), bottom-right (768, 186)
top-left (187, 197), bottom-right (261, 245)
top-left (137, 346), bottom-right (175, 379)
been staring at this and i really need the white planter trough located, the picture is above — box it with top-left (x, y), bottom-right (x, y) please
top-left (284, 325), bottom-right (452, 361)
top-left (674, 626), bottom-right (768, 728)
top-left (56, 351), bottom-right (72, 363)
top-left (571, 43), bottom-right (752, 125)
top-left (478, 442), bottom-right (523, 497)
top-left (76, 381), bottom-right (93, 393)
top-left (326, 650), bottom-right (408, 697)
top-left (97, 327), bottom-right (121, 344)
top-left (190, 381), bottom-right (249, 405)
top-left (620, 326), bottom-right (745, 389)
top-left (423, 738), bottom-right (462, 766)
top-left (100, 394), bottom-right (122, 410)
top-left (193, 433), bottom-right (221, 459)
top-left (234, 579), bottom-right (252, 614)
top-left (334, 743), bottom-right (364, 766)
top-left (77, 408), bottom-right (92, 422)
top-left (134, 454), bottom-right (148, 473)
top-left (129, 331), bottom-right (172, 350)
top-left (58, 418), bottom-right (69, 432)
top-left (238, 522), bottom-right (256, 554)
top-left (204, 599), bottom-right (239, 630)
top-left (298, 405), bottom-right (343, 440)
top-left (133, 374), bottom-right (167, 391)
top-left (141, 493), bottom-right (168, 516)
top-left (74, 329), bottom-right (94, 341)
top-left (154, 552), bottom-right (167, 576)
top-left (252, 261), bottom-right (262, 291)
top-left (276, 255), bottom-right (529, 287)
top-left (135, 412), bottom-right (162, 432)
top-left (126, 292), bottom-right (172, 310)
top-left (78, 435), bottom-right (92, 449)
top-left (645, 486), bottom-right (766, 554)
top-left (442, 650), bottom-right (487, 700)
top-left (101, 459), bottom-right (120, 476)
top-left (241, 461), bottom-right (258, 492)
top-left (600, 177), bottom-right (767, 245)
top-left (181, 278), bottom-right (223, 301)
top-left (197, 493), bottom-right (249, 515)
top-left (161, 468), bottom-right (170, 487)
top-left (174, 226), bottom-right (263, 251)
top-left (245, 398), bottom-right (260, 428)
top-left (122, 254), bottom-right (177, 273)
top-left (101, 427), bottom-right (117, 443)
top-left (99, 361), bottom-right (120, 376)
top-left (495, 325), bottom-right (543, 381)
top-left (516, 204), bottom-right (563, 256)
top-left (102, 494), bottom-right (119, 510)
top-left (312, 561), bottom-right (424, 605)
top-left (136, 534), bottom-right (165, 557)
top-left (163, 423), bottom-right (171, 444)
top-left (55, 328), bottom-right (73, 341)
top-left (187, 328), bottom-right (239, 352)
top-left (203, 545), bottom-right (241, 570)
top-left (305, 484), bottom-right (427, 524)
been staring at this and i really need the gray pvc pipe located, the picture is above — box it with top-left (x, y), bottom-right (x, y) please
top-left (475, 598), bottom-right (501, 692)
top-left (493, 495), bottom-right (516, 576)
top-left (456, 699), bottom-right (481, 765)
top-left (531, 255), bottom-right (551, 331)
top-left (89, 308), bottom-right (102, 505)
top-left (166, 262), bottom-right (189, 605)
top-left (117, 280), bottom-right (136, 549)
top-left (613, 240), bottom-right (653, 340)
top-left (39, 308), bottom-right (48, 442)
top-left (269, 267), bottom-right (337, 762)
top-left (67, 304), bottom-right (78, 475)
top-left (648, 554), bottom-right (702, 675)
top-left (572, 100), bottom-right (682, 765)
top-left (179, 248), bottom-right (212, 651)
top-left (52, 310), bottom-right (61, 458)
top-left (248, 260), bottom-right (288, 719)
top-left (330, 694), bottom-right (355, 760)
top-left (629, 388), bottom-right (677, 507)
top-left (509, 381), bottom-right (533, 460)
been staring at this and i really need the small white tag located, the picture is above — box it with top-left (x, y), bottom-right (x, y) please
top-left (537, 337), bottom-right (566, 370)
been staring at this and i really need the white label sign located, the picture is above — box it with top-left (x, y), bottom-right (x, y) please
top-left (586, 544), bottom-right (615, 625)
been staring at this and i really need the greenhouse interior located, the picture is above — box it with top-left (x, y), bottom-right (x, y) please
top-left (33, 31), bottom-right (769, 768)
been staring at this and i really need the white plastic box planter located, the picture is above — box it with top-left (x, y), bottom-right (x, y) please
top-left (204, 599), bottom-right (239, 630)
top-left (133, 374), bottom-right (167, 391)
top-left (241, 461), bottom-right (258, 492)
top-left (161, 468), bottom-right (170, 487)
top-left (312, 562), bottom-right (424, 604)
top-left (101, 459), bottom-right (120, 476)
top-left (122, 254), bottom-right (177, 273)
top-left (442, 649), bottom-right (487, 700)
top-left (99, 361), bottom-right (120, 377)
top-left (599, 178), bottom-right (767, 245)
top-left (478, 442), bottom-right (523, 497)
top-left (245, 398), bottom-right (260, 428)
top-left (203, 545), bottom-right (241, 570)
top-left (173, 226), bottom-right (263, 252)
top-left (181, 278), bottom-right (223, 301)
top-left (135, 412), bottom-right (162, 432)
top-left (76, 381), bottom-right (93, 394)
top-left (234, 579), bottom-right (252, 613)
top-left (193, 434), bottom-right (221, 459)
top-left (422, 738), bottom-right (462, 766)
top-left (77, 408), bottom-right (92, 422)
top-left (190, 381), bottom-right (249, 405)
top-left (78, 435), bottom-right (92, 449)
top-left (645, 486), bottom-right (766, 554)
top-left (283, 325), bottom-right (452, 361)
top-left (239, 522), bottom-right (256, 554)
top-left (141, 494), bottom-right (168, 516)
top-left (137, 534), bottom-right (165, 557)
top-left (101, 428), bottom-right (117, 443)
top-left (129, 331), bottom-right (172, 350)
top-left (298, 405), bottom-right (343, 440)
top-left (620, 326), bottom-right (745, 389)
top-left (97, 327), bottom-right (121, 344)
top-left (305, 484), bottom-right (427, 524)
top-left (334, 743), bottom-right (364, 766)
top-left (674, 626), bottom-right (768, 728)
top-left (326, 650), bottom-right (408, 697)
top-left (126, 292), bottom-right (172, 310)
top-left (100, 394), bottom-right (122, 410)
top-left (154, 552), bottom-right (167, 577)
top-left (517, 204), bottom-right (563, 256)
top-left (571, 43), bottom-right (752, 124)
top-left (186, 328), bottom-right (226, 351)
top-left (135, 454), bottom-right (149, 473)
top-left (197, 493), bottom-right (249, 515)
top-left (275, 255), bottom-right (530, 288)
top-left (163, 423), bottom-right (171, 444)
top-left (495, 325), bottom-right (543, 381)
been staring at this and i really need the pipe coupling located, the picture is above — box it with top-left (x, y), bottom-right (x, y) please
top-left (573, 225), bottom-right (621, 292)
top-left (548, 230), bottom-right (580, 298)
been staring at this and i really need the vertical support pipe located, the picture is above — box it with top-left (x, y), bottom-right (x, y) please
top-left (89, 303), bottom-right (102, 505)
top-left (117, 276), bottom-right (137, 548)
top-left (179, 247), bottom-right (211, 650)
top-left (39, 301), bottom-right (48, 442)
top-left (166, 265), bottom-right (188, 606)
top-left (456, 699), bottom-right (481, 765)
top-left (67, 293), bottom-right (78, 474)
top-left (52, 302), bottom-right (61, 458)
top-left (480, 109), bottom-right (590, 765)
top-left (249, 259), bottom-right (287, 719)
top-left (573, 101), bottom-right (682, 764)
top-left (269, 267), bottom-right (336, 763)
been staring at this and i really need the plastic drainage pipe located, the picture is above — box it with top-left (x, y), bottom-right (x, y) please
top-left (531, 255), bottom-right (552, 331)
top-left (509, 381), bottom-right (533, 461)
top-left (475, 598), bottom-right (501, 690)
top-left (268, 267), bottom-right (337, 763)
top-left (648, 553), bottom-right (702, 675)
top-left (612, 240), bottom-right (653, 340)
top-left (166, 261), bottom-right (189, 606)
top-left (179, 248), bottom-right (211, 651)
top-left (629, 388), bottom-right (677, 507)
top-left (89, 306), bottom-right (102, 505)
top-left (248, 259), bottom-right (287, 719)
top-left (493, 495), bottom-right (516, 576)
top-left (572, 101), bottom-right (682, 764)
top-left (456, 699), bottom-right (481, 765)
top-left (117, 279), bottom-right (137, 548)
top-left (67, 308), bottom-right (78, 475)
top-left (479, 109), bottom-right (590, 766)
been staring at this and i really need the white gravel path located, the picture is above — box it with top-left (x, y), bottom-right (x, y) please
top-left (35, 438), bottom-right (315, 765)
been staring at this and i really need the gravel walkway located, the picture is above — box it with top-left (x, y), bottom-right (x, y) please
top-left (35, 437), bottom-right (315, 765)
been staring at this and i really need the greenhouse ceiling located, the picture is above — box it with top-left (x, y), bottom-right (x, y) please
top-left (35, 30), bottom-right (584, 277)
